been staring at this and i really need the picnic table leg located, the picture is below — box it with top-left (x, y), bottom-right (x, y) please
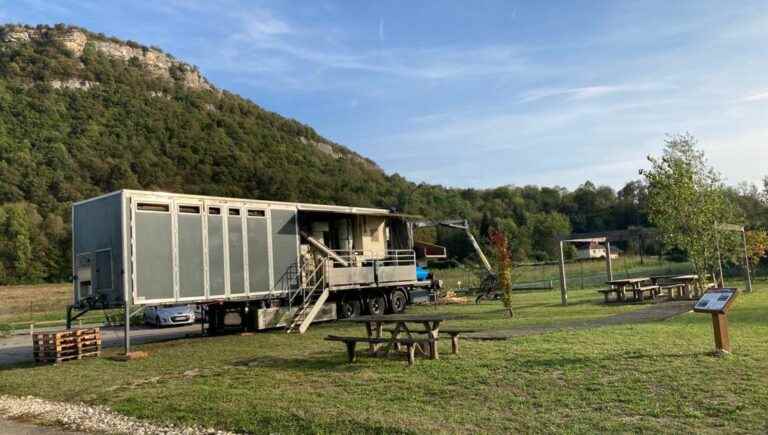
top-left (387, 322), bottom-right (406, 355)
top-left (365, 322), bottom-right (379, 354)
top-left (375, 321), bottom-right (385, 354)
top-left (406, 343), bottom-right (415, 366)
top-left (345, 341), bottom-right (357, 363)
top-left (451, 334), bottom-right (459, 354)
top-left (391, 323), bottom-right (404, 352)
top-left (425, 321), bottom-right (440, 360)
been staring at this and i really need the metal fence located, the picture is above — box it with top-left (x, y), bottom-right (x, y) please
top-left (439, 255), bottom-right (767, 295)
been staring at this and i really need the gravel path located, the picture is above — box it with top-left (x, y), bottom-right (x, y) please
top-left (0, 395), bottom-right (237, 435)
top-left (466, 300), bottom-right (696, 340)
top-left (0, 417), bottom-right (87, 434)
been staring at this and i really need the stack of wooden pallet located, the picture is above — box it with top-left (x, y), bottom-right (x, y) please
top-left (32, 328), bottom-right (101, 363)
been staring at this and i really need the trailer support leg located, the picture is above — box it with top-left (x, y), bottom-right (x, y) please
top-left (124, 297), bottom-right (131, 355)
top-left (66, 305), bottom-right (74, 330)
top-left (66, 305), bottom-right (91, 330)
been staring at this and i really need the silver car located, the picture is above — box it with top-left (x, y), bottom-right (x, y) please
top-left (144, 305), bottom-right (196, 327)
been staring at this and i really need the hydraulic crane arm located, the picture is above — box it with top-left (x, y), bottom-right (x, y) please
top-left (413, 219), bottom-right (494, 274)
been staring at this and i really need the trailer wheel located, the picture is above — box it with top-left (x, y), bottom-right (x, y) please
top-left (389, 289), bottom-right (407, 314)
top-left (338, 298), bottom-right (361, 319)
top-left (366, 293), bottom-right (386, 316)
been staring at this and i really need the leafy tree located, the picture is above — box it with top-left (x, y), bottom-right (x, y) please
top-left (0, 202), bottom-right (46, 283)
top-left (490, 229), bottom-right (514, 317)
top-left (642, 134), bottom-right (736, 292)
top-left (745, 230), bottom-right (768, 267)
top-left (527, 212), bottom-right (572, 260)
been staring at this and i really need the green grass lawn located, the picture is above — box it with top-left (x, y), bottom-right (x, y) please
top-left (2, 280), bottom-right (767, 433)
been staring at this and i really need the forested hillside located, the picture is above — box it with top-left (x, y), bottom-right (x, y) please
top-left (1, 24), bottom-right (767, 284)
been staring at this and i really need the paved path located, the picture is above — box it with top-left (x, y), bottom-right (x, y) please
top-left (0, 325), bottom-right (202, 366)
top-left (466, 300), bottom-right (696, 340)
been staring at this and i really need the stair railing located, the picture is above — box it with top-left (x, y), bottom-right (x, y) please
top-left (288, 258), bottom-right (328, 312)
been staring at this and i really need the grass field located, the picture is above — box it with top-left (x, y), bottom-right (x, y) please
top-left (0, 283), bottom-right (120, 331)
top-left (0, 255), bottom-right (707, 331)
top-left (1, 279), bottom-right (767, 433)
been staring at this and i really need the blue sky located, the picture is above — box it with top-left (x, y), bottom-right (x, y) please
top-left (3, 1), bottom-right (768, 189)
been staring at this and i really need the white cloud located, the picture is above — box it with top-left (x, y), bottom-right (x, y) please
top-left (740, 91), bottom-right (768, 102)
top-left (518, 83), bottom-right (670, 103)
top-left (225, 9), bottom-right (528, 82)
top-left (241, 9), bottom-right (292, 40)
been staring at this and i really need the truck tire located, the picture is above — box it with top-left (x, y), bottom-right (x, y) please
top-left (338, 298), bottom-right (361, 319)
top-left (366, 293), bottom-right (386, 316)
top-left (389, 289), bottom-right (407, 314)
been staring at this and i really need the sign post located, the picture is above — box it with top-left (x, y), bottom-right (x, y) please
top-left (693, 288), bottom-right (738, 355)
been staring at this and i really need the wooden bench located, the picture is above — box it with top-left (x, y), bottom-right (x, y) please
top-left (659, 283), bottom-right (687, 299)
top-left (325, 335), bottom-right (432, 366)
top-left (383, 328), bottom-right (479, 355)
top-left (597, 288), bottom-right (622, 303)
top-left (633, 285), bottom-right (660, 301)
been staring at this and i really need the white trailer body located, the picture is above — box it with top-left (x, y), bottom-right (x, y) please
top-left (72, 190), bottom-right (433, 330)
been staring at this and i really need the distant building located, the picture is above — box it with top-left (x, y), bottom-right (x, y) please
top-left (576, 241), bottom-right (619, 260)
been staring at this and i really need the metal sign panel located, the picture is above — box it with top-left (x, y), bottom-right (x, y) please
top-left (694, 288), bottom-right (737, 314)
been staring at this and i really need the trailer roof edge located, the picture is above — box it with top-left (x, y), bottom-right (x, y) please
top-left (82, 189), bottom-right (411, 218)
top-left (71, 190), bottom-right (124, 207)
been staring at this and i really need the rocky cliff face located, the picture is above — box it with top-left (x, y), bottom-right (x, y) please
top-left (0, 25), bottom-right (212, 91)
top-left (0, 24), bottom-right (381, 172)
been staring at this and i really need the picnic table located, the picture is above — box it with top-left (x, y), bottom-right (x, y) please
top-left (667, 274), bottom-right (715, 299)
top-left (599, 277), bottom-right (660, 303)
top-left (327, 314), bottom-right (463, 365)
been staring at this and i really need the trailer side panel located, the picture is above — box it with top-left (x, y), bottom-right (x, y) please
top-left (178, 210), bottom-right (205, 299)
top-left (247, 211), bottom-right (271, 293)
top-left (134, 204), bottom-right (174, 302)
top-left (73, 192), bottom-right (124, 308)
top-left (271, 208), bottom-right (299, 292)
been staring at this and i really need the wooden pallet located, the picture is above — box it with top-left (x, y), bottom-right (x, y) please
top-left (32, 328), bottom-right (102, 363)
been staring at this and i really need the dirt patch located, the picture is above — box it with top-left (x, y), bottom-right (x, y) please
top-left (438, 291), bottom-right (473, 304)
top-left (110, 351), bottom-right (150, 361)
top-left (466, 300), bottom-right (695, 340)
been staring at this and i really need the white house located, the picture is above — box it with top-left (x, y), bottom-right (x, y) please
top-left (576, 241), bottom-right (619, 260)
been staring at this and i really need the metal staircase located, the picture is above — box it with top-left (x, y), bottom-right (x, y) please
top-left (286, 258), bottom-right (330, 334)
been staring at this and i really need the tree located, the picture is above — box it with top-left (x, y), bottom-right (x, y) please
top-left (745, 230), bottom-right (768, 267)
top-left (0, 202), bottom-right (46, 283)
top-left (489, 229), bottom-right (514, 317)
top-left (641, 134), bottom-right (736, 292)
top-left (527, 212), bottom-right (572, 260)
